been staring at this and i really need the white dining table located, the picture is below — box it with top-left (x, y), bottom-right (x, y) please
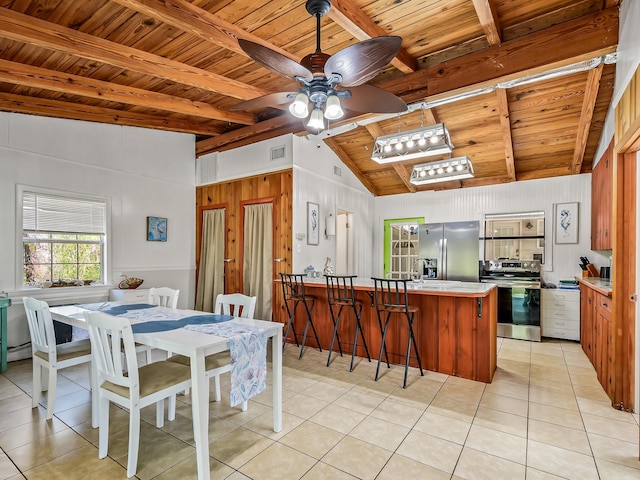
top-left (50, 303), bottom-right (283, 480)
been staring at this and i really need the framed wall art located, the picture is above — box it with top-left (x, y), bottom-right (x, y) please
top-left (147, 216), bottom-right (167, 242)
top-left (555, 202), bottom-right (578, 244)
top-left (307, 202), bottom-right (319, 245)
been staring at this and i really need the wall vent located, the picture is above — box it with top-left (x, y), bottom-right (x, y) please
top-left (270, 145), bottom-right (286, 161)
top-left (333, 165), bottom-right (342, 177)
top-left (196, 154), bottom-right (217, 186)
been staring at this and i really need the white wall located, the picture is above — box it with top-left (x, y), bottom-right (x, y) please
top-left (373, 174), bottom-right (608, 285)
top-left (0, 113), bottom-right (196, 359)
top-left (291, 134), bottom-right (374, 277)
top-left (205, 132), bottom-right (376, 278)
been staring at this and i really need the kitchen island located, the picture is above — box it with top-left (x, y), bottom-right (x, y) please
top-left (273, 277), bottom-right (498, 383)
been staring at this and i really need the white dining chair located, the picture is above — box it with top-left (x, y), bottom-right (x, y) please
top-left (169, 293), bottom-right (256, 411)
top-left (84, 310), bottom-right (192, 478)
top-left (22, 297), bottom-right (93, 420)
top-left (147, 287), bottom-right (180, 309)
top-left (140, 287), bottom-right (180, 362)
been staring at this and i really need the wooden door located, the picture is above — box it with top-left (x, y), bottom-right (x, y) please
top-left (195, 170), bottom-right (293, 311)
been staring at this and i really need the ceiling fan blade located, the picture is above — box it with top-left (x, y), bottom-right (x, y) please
top-left (342, 85), bottom-right (407, 113)
top-left (229, 92), bottom-right (296, 111)
top-left (325, 36), bottom-right (402, 87)
top-left (239, 39), bottom-right (313, 82)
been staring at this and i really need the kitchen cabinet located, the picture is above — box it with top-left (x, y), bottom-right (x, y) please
top-left (541, 289), bottom-right (580, 341)
top-left (591, 140), bottom-right (613, 250)
top-left (110, 288), bottom-right (150, 303)
top-left (579, 282), bottom-right (612, 399)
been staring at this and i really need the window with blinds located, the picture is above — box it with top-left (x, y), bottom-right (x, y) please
top-left (21, 189), bottom-right (108, 287)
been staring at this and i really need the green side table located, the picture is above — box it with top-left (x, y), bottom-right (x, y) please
top-left (0, 297), bottom-right (11, 372)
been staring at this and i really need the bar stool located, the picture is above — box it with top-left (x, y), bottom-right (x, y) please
top-left (371, 277), bottom-right (424, 388)
top-left (280, 273), bottom-right (322, 359)
top-left (325, 275), bottom-right (371, 371)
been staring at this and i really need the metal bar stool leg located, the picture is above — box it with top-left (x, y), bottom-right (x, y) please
top-left (376, 311), bottom-right (391, 368)
top-left (350, 304), bottom-right (371, 372)
top-left (299, 299), bottom-right (321, 359)
top-left (403, 314), bottom-right (413, 388)
top-left (282, 301), bottom-right (300, 351)
top-left (326, 304), bottom-right (344, 367)
top-left (375, 314), bottom-right (392, 381)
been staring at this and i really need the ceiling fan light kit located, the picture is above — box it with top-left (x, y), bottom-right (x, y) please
top-left (371, 123), bottom-right (454, 163)
top-left (230, 0), bottom-right (407, 134)
top-left (410, 156), bottom-right (475, 185)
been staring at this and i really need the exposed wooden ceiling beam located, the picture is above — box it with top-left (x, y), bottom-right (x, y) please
top-left (381, 7), bottom-right (618, 104)
top-left (0, 7), bottom-right (266, 100)
top-left (196, 115), bottom-right (299, 155)
top-left (366, 123), bottom-right (416, 193)
top-left (495, 89), bottom-right (516, 181)
top-left (0, 92), bottom-right (224, 136)
top-left (111, 0), bottom-right (300, 62)
top-left (517, 167), bottom-right (572, 181)
top-left (328, 0), bottom-right (416, 74)
top-left (471, 0), bottom-right (502, 45)
top-left (197, 8), bottom-right (617, 155)
top-left (324, 136), bottom-right (378, 195)
top-left (572, 63), bottom-right (604, 173)
top-left (0, 59), bottom-right (256, 125)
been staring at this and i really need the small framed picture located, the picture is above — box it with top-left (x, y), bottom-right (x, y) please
top-left (147, 216), bottom-right (167, 242)
top-left (307, 202), bottom-right (319, 245)
top-left (555, 202), bottom-right (578, 244)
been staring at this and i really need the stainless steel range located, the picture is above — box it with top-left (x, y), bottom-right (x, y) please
top-left (480, 260), bottom-right (541, 341)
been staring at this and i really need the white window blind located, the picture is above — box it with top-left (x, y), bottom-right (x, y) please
top-left (23, 191), bottom-right (106, 234)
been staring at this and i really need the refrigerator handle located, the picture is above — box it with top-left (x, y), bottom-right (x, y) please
top-left (440, 238), bottom-right (447, 280)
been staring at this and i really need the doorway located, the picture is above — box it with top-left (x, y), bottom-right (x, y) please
top-left (336, 210), bottom-right (354, 275)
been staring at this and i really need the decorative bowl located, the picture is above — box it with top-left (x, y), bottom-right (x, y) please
top-left (118, 275), bottom-right (144, 289)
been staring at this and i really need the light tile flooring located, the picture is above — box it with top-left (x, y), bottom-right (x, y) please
top-left (1, 337), bottom-right (639, 479)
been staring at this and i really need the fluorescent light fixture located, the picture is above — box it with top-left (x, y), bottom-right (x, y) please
top-left (371, 123), bottom-right (454, 164)
top-left (410, 156), bottom-right (474, 185)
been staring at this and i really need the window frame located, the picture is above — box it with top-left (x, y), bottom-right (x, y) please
top-left (16, 185), bottom-right (111, 289)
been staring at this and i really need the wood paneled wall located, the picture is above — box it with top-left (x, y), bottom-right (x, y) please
top-left (195, 169), bottom-right (293, 301)
top-left (612, 64), bottom-right (639, 412)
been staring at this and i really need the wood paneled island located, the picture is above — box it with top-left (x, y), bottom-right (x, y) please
top-left (273, 278), bottom-right (498, 383)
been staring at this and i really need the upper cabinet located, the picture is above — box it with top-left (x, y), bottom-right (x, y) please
top-left (591, 140), bottom-right (613, 250)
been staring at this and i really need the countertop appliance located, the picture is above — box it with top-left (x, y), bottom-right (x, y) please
top-left (480, 259), bottom-right (541, 341)
top-left (418, 221), bottom-right (480, 282)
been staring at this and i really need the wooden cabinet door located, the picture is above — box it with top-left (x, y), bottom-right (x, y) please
top-left (591, 140), bottom-right (613, 250)
top-left (579, 285), bottom-right (594, 362)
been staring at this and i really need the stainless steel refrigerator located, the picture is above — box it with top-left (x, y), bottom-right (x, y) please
top-left (418, 221), bottom-right (480, 282)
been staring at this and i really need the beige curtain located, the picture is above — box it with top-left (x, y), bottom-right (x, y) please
top-left (243, 203), bottom-right (273, 320)
top-left (195, 208), bottom-right (225, 312)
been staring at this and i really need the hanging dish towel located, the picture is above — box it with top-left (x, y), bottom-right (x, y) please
top-left (185, 322), bottom-right (268, 407)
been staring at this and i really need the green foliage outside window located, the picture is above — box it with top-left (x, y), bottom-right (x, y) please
top-left (23, 232), bottom-right (103, 286)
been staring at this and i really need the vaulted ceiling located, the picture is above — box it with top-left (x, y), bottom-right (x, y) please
top-left (0, 0), bottom-right (619, 195)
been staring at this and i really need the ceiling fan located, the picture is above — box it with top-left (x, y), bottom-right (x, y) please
top-left (230, 0), bottom-right (408, 134)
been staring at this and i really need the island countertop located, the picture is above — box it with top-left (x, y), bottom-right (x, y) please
top-left (285, 276), bottom-right (497, 297)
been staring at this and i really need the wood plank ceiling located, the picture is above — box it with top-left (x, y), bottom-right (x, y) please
top-left (0, 0), bottom-right (619, 196)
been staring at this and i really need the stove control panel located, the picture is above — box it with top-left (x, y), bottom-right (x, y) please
top-left (486, 259), bottom-right (541, 273)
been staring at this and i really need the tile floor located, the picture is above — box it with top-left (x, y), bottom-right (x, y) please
top-left (1, 337), bottom-right (639, 479)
